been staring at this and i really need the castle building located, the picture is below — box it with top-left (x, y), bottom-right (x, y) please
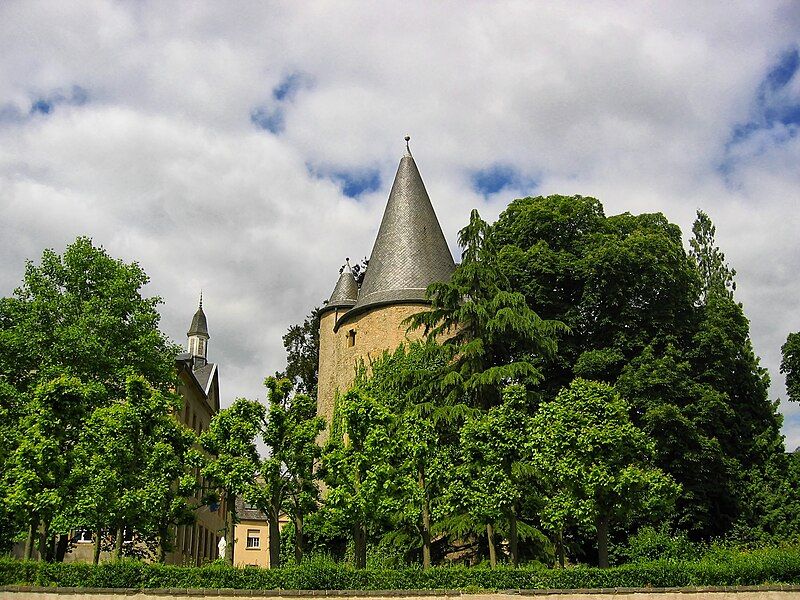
top-left (316, 140), bottom-right (456, 439)
top-left (171, 296), bottom-right (227, 565)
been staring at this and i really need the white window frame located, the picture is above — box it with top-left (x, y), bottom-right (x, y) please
top-left (246, 529), bottom-right (260, 549)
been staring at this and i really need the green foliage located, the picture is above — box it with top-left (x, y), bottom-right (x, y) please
top-left (71, 376), bottom-right (197, 560)
top-left (320, 384), bottom-right (396, 568)
top-left (3, 548), bottom-right (800, 589)
top-left (531, 379), bottom-right (679, 567)
top-left (200, 398), bottom-right (266, 563)
top-left (407, 209), bottom-right (564, 411)
top-left (781, 332), bottom-right (800, 406)
top-left (258, 376), bottom-right (325, 566)
top-left (0, 236), bottom-right (178, 397)
top-left (276, 308), bottom-right (321, 398)
top-left (689, 209), bottom-right (736, 303)
top-left (490, 196), bottom-right (787, 544)
top-left (615, 526), bottom-right (701, 564)
top-left (0, 237), bottom-right (180, 553)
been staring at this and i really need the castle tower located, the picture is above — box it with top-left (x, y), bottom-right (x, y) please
top-left (187, 293), bottom-right (210, 368)
top-left (316, 139), bottom-right (455, 441)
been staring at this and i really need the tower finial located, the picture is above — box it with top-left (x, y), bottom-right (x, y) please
top-left (199, 290), bottom-right (203, 310)
top-left (404, 135), bottom-right (412, 157)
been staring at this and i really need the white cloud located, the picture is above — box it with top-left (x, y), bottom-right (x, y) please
top-left (1, 0), bottom-right (799, 447)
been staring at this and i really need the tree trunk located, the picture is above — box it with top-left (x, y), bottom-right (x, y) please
top-left (486, 523), bottom-right (497, 568)
top-left (353, 522), bottom-right (367, 569)
top-left (114, 524), bottom-right (123, 561)
top-left (224, 492), bottom-right (235, 564)
top-left (419, 469), bottom-right (432, 570)
top-left (37, 520), bottom-right (50, 562)
top-left (55, 534), bottom-right (69, 562)
top-left (24, 520), bottom-right (37, 560)
top-left (596, 514), bottom-right (609, 568)
top-left (157, 525), bottom-right (167, 563)
top-left (93, 528), bottom-right (102, 565)
top-left (294, 511), bottom-right (304, 565)
top-left (268, 501), bottom-right (281, 569)
top-left (46, 532), bottom-right (57, 562)
top-left (508, 511), bottom-right (519, 567)
top-left (557, 528), bottom-right (565, 568)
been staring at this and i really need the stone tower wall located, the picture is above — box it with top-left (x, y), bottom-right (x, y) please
top-left (316, 302), bottom-right (430, 445)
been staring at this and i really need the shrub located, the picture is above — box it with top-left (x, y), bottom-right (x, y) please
top-left (618, 525), bottom-right (701, 563)
top-left (0, 547), bottom-right (799, 590)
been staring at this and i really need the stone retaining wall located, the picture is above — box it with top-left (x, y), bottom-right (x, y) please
top-left (3, 587), bottom-right (800, 600)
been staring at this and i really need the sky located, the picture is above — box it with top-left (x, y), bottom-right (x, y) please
top-left (1, 1), bottom-right (799, 449)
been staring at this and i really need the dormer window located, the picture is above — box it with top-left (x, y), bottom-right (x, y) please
top-left (346, 329), bottom-right (356, 347)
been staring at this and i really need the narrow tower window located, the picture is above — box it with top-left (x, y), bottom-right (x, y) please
top-left (346, 329), bottom-right (356, 347)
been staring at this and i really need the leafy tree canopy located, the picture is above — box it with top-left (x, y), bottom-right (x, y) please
top-left (531, 378), bottom-right (680, 568)
top-left (0, 236), bottom-right (178, 398)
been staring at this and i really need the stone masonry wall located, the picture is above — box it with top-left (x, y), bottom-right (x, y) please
top-left (316, 303), bottom-right (430, 445)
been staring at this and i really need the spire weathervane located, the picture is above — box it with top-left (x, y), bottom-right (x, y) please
top-left (404, 135), bottom-right (411, 157)
top-left (199, 290), bottom-right (203, 310)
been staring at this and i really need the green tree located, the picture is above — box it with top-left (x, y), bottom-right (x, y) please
top-left (450, 384), bottom-right (538, 567)
top-left (321, 383), bottom-right (396, 568)
top-left (0, 237), bottom-right (179, 553)
top-left (200, 398), bottom-right (265, 564)
top-left (276, 308), bottom-right (321, 397)
top-left (781, 332), bottom-right (800, 404)
top-left (406, 209), bottom-right (562, 563)
top-left (0, 237), bottom-right (177, 397)
top-left (689, 209), bottom-right (736, 303)
top-left (531, 379), bottom-right (679, 568)
top-left (615, 344), bottom-right (739, 538)
top-left (71, 376), bottom-right (197, 562)
top-left (259, 376), bottom-right (325, 566)
top-left (4, 375), bottom-right (104, 560)
top-left (408, 209), bottom-right (563, 412)
top-left (491, 196), bottom-right (698, 399)
top-left (491, 196), bottom-right (787, 544)
top-left (356, 341), bottom-right (455, 569)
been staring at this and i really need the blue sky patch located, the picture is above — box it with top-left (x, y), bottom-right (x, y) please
top-left (250, 106), bottom-right (284, 134)
top-left (766, 48), bottom-right (799, 91)
top-left (28, 85), bottom-right (89, 116)
top-left (720, 47), bottom-right (800, 176)
top-left (471, 164), bottom-right (538, 197)
top-left (251, 73), bottom-right (312, 135)
top-left (308, 164), bottom-right (381, 198)
top-left (273, 72), bottom-right (310, 101)
top-left (332, 169), bottom-right (381, 198)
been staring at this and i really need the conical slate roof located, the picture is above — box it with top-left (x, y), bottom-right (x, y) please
top-left (188, 296), bottom-right (209, 337)
top-left (351, 144), bottom-right (455, 312)
top-left (326, 269), bottom-right (359, 309)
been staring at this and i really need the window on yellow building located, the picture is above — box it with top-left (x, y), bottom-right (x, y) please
top-left (347, 329), bottom-right (356, 347)
top-left (246, 529), bottom-right (260, 549)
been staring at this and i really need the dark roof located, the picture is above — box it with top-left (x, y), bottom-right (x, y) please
top-left (327, 269), bottom-right (359, 309)
top-left (235, 495), bottom-right (268, 522)
top-left (188, 305), bottom-right (209, 337)
top-left (194, 362), bottom-right (216, 393)
top-left (348, 147), bottom-right (454, 314)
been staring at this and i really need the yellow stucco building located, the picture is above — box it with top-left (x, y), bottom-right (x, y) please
top-left (317, 139), bottom-right (455, 440)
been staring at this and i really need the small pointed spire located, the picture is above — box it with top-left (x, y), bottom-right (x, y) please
top-left (327, 260), bottom-right (359, 308)
top-left (188, 292), bottom-right (209, 337)
top-left (404, 135), bottom-right (412, 157)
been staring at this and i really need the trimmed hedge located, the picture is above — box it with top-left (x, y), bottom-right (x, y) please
top-left (2, 547), bottom-right (800, 590)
